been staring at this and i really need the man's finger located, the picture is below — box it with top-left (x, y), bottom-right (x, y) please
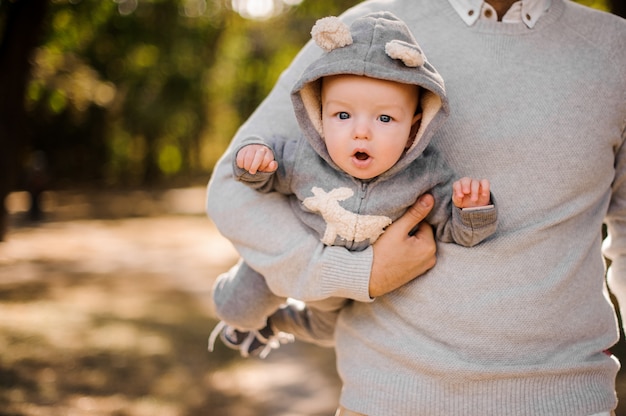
top-left (404, 194), bottom-right (434, 236)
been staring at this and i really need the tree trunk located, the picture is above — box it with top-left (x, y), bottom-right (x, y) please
top-left (0, 0), bottom-right (49, 240)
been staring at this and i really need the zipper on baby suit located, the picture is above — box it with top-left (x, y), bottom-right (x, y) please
top-left (356, 181), bottom-right (368, 213)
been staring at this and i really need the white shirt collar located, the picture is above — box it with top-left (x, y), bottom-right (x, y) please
top-left (447, 0), bottom-right (551, 28)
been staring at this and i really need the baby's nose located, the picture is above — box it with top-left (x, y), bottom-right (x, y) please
top-left (353, 120), bottom-right (371, 140)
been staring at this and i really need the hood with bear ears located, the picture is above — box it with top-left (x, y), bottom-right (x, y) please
top-left (291, 11), bottom-right (450, 176)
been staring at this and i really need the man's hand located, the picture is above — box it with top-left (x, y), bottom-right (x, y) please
top-left (369, 194), bottom-right (437, 297)
top-left (236, 144), bottom-right (278, 174)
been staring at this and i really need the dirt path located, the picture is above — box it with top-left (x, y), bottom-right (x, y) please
top-left (0, 189), bottom-right (341, 416)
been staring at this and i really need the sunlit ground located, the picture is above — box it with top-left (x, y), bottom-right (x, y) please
top-left (0, 188), bottom-right (340, 416)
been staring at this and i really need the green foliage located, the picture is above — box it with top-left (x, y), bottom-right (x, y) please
top-left (26, 0), bottom-right (227, 186)
top-left (575, 0), bottom-right (610, 12)
top-left (21, 0), bottom-right (612, 188)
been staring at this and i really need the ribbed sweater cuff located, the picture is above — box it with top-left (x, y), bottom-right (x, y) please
top-left (342, 367), bottom-right (617, 415)
top-left (456, 204), bottom-right (498, 228)
top-left (320, 246), bottom-right (374, 303)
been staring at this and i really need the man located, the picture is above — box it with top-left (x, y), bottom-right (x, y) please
top-left (207, 1), bottom-right (626, 414)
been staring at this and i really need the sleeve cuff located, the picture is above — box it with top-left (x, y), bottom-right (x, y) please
top-left (319, 246), bottom-right (375, 303)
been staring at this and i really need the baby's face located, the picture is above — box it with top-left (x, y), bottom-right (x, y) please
top-left (321, 74), bottom-right (420, 180)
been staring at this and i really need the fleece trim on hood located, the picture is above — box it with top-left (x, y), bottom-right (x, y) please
top-left (291, 11), bottom-right (450, 165)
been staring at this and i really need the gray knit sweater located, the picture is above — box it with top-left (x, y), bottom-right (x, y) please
top-left (207, 0), bottom-right (626, 414)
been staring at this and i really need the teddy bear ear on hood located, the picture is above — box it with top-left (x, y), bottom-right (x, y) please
top-left (385, 40), bottom-right (424, 68)
top-left (311, 16), bottom-right (424, 69)
top-left (311, 16), bottom-right (353, 52)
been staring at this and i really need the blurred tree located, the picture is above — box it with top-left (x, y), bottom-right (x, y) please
top-left (24, 0), bottom-right (227, 187)
top-left (0, 0), bottom-right (49, 240)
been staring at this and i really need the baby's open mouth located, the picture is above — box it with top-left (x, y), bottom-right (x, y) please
top-left (355, 152), bottom-right (369, 161)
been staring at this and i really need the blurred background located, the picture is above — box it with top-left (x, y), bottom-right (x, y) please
top-left (0, 0), bottom-right (625, 415)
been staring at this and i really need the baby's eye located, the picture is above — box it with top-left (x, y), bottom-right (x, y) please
top-left (338, 112), bottom-right (350, 120)
top-left (379, 115), bottom-right (392, 123)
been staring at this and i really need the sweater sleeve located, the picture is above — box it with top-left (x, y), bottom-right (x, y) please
top-left (207, 38), bottom-right (373, 303)
top-left (232, 135), bottom-right (300, 195)
top-left (449, 203), bottom-right (498, 247)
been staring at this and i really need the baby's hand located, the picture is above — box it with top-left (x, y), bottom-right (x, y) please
top-left (236, 144), bottom-right (278, 174)
top-left (452, 177), bottom-right (491, 208)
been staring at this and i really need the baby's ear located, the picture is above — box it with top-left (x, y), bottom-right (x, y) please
top-left (311, 16), bottom-right (353, 51)
top-left (385, 40), bottom-right (424, 67)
